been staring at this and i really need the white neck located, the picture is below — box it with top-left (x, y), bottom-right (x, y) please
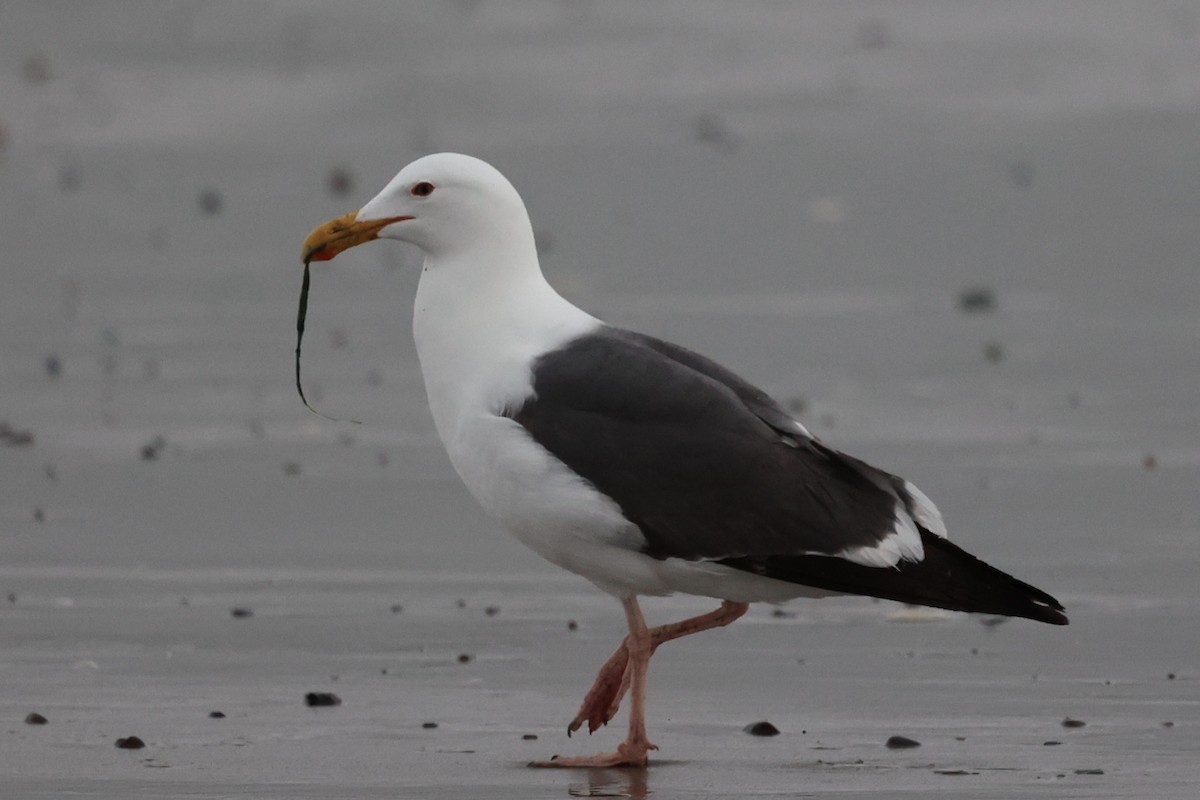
top-left (412, 243), bottom-right (598, 441)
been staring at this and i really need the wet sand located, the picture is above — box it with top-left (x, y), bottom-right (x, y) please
top-left (3, 3), bottom-right (1199, 797)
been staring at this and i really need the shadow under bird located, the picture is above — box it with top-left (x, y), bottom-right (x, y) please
top-left (299, 152), bottom-right (1068, 768)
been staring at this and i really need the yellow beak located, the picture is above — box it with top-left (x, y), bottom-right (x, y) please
top-left (301, 211), bottom-right (412, 263)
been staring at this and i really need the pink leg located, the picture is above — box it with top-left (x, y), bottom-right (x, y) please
top-left (568, 600), bottom-right (750, 736)
top-left (537, 599), bottom-right (750, 767)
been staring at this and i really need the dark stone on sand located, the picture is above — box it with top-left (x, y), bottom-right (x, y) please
top-left (25, 712), bottom-right (48, 725)
top-left (522, 733), bottom-right (538, 740)
top-left (455, 598), bottom-right (467, 608)
top-left (770, 607), bottom-right (795, 618)
top-left (44, 355), bottom-right (62, 378)
top-left (1162, 721), bottom-right (1174, 728)
top-left (390, 603), bottom-right (403, 614)
top-left (743, 721), bottom-right (780, 737)
top-left (421, 721), bottom-right (438, 729)
top-left (457, 653), bottom-right (473, 664)
top-left (304, 692), bottom-right (341, 707)
top-left (283, 461), bottom-right (302, 476)
top-left (230, 607), bottom-right (253, 619)
top-left (885, 735), bottom-right (921, 749)
top-left (1061, 717), bottom-right (1086, 728)
top-left (935, 769), bottom-right (977, 776)
top-left (33, 508), bottom-right (45, 523)
top-left (1167, 672), bottom-right (1176, 680)
top-left (1044, 740), bottom-right (1062, 746)
top-left (567, 620), bottom-right (578, 631)
top-left (1074, 769), bottom-right (1104, 775)
top-left (983, 340), bottom-right (1005, 364)
top-left (115, 736), bottom-right (145, 749)
top-left (484, 605), bottom-right (500, 617)
top-left (208, 711), bottom-right (225, 719)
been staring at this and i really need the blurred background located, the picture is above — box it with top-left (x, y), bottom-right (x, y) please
top-left (2, 2), bottom-right (1198, 796)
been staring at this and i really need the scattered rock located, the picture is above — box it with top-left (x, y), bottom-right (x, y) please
top-left (283, 461), bottom-right (302, 476)
top-left (390, 603), bottom-right (403, 614)
top-left (522, 733), bottom-right (538, 740)
top-left (1043, 740), bottom-right (1062, 746)
top-left (1167, 672), bottom-right (1176, 680)
top-left (197, 187), bottom-right (223, 216)
top-left (566, 620), bottom-right (578, 631)
top-left (455, 598), bottom-right (467, 609)
top-left (115, 736), bottom-right (145, 749)
top-left (457, 653), bottom-right (473, 664)
top-left (885, 735), bottom-right (921, 749)
top-left (24, 712), bottom-right (48, 725)
top-left (958, 286), bottom-right (997, 313)
top-left (421, 721), bottom-right (438, 729)
top-left (44, 355), bottom-right (63, 378)
top-left (935, 769), bottom-right (977, 776)
top-left (484, 605), bottom-right (500, 617)
top-left (304, 692), bottom-right (341, 707)
top-left (6, 592), bottom-right (16, 604)
top-left (1074, 768), bottom-right (1104, 775)
top-left (770, 607), bottom-right (795, 618)
top-left (230, 607), bottom-right (253, 619)
top-left (743, 721), bottom-right (780, 737)
top-left (1061, 717), bottom-right (1086, 728)
top-left (1162, 721), bottom-right (1175, 728)
top-left (208, 711), bottom-right (226, 719)
top-left (982, 341), bottom-right (1005, 364)
top-left (33, 508), bottom-right (45, 523)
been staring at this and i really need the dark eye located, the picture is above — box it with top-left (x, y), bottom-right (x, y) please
top-left (410, 181), bottom-right (435, 197)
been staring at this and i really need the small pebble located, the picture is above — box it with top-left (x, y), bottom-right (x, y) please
top-left (304, 692), bottom-right (341, 707)
top-left (457, 653), bottom-right (473, 664)
top-left (455, 598), bottom-right (467, 609)
top-left (567, 620), bottom-right (578, 631)
top-left (115, 736), bottom-right (145, 749)
top-left (743, 721), bottom-right (780, 737)
top-left (885, 735), bottom-right (921, 749)
top-left (208, 711), bottom-right (226, 719)
top-left (390, 604), bottom-right (403, 614)
top-left (33, 508), bottom-right (45, 523)
top-left (283, 461), bottom-right (302, 476)
top-left (522, 733), bottom-right (538, 740)
top-left (1167, 672), bottom-right (1176, 680)
top-left (1143, 454), bottom-right (1158, 471)
top-left (421, 721), bottom-right (438, 729)
top-left (1162, 721), bottom-right (1174, 728)
top-left (44, 355), bottom-right (62, 378)
top-left (484, 605), bottom-right (500, 617)
top-left (1061, 717), bottom-right (1086, 729)
top-left (230, 607), bottom-right (253, 619)
top-left (1043, 740), bottom-right (1061, 746)
top-left (1074, 769), bottom-right (1104, 775)
top-left (24, 712), bottom-right (48, 725)
top-left (770, 607), bottom-right (795, 619)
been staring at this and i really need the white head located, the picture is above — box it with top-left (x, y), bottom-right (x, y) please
top-left (302, 153), bottom-right (537, 265)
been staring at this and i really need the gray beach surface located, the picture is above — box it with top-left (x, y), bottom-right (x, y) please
top-left (3, 3), bottom-right (1198, 797)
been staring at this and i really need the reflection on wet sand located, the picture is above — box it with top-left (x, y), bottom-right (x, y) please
top-left (566, 766), bottom-right (649, 799)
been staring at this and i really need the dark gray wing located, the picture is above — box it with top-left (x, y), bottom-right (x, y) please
top-left (509, 326), bottom-right (904, 561)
